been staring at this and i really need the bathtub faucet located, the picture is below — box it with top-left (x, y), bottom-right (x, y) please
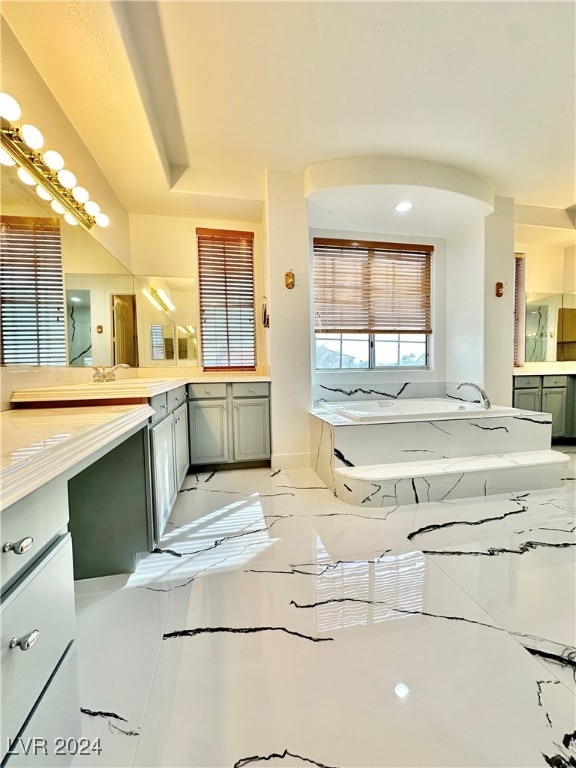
top-left (456, 382), bottom-right (491, 409)
top-left (92, 364), bottom-right (130, 382)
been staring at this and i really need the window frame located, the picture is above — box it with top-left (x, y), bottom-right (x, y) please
top-left (313, 238), bottom-right (432, 371)
top-left (196, 227), bottom-right (256, 372)
top-left (0, 215), bottom-right (66, 366)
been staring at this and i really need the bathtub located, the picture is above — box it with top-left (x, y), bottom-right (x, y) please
top-left (320, 398), bottom-right (520, 423)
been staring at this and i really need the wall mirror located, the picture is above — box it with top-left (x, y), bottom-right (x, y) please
top-left (526, 291), bottom-right (576, 363)
top-left (0, 166), bottom-right (199, 367)
top-left (134, 276), bottom-right (198, 367)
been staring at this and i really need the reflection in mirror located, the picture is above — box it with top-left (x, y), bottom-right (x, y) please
top-left (1, 164), bottom-right (136, 367)
top-left (135, 276), bottom-right (198, 366)
top-left (526, 292), bottom-right (576, 362)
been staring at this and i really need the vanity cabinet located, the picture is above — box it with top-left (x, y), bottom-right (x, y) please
top-left (513, 375), bottom-right (574, 438)
top-left (1, 480), bottom-right (78, 766)
top-left (149, 385), bottom-right (189, 540)
top-left (188, 382), bottom-right (270, 466)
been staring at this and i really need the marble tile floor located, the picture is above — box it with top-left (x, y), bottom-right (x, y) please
top-left (72, 448), bottom-right (576, 768)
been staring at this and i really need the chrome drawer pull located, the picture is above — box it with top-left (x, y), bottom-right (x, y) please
top-left (175, 417), bottom-right (182, 423)
top-left (249, 388), bottom-right (255, 393)
top-left (10, 629), bottom-right (40, 651)
top-left (3, 536), bottom-right (34, 555)
top-left (160, 403), bottom-right (168, 410)
top-left (204, 389), bottom-right (210, 394)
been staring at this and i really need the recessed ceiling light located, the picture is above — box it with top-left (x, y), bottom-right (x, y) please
top-left (394, 683), bottom-right (410, 698)
top-left (395, 201), bottom-right (413, 212)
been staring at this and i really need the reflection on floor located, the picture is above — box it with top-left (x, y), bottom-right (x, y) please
top-left (73, 448), bottom-right (576, 768)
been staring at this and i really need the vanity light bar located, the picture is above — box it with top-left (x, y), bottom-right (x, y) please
top-left (1, 118), bottom-right (94, 230)
top-left (0, 95), bottom-right (110, 232)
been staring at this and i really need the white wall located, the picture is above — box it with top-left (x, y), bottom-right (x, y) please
top-left (264, 171), bottom-right (311, 469)
top-left (564, 245), bottom-right (576, 292)
top-left (519, 244), bottom-right (565, 297)
top-left (446, 220), bottom-right (485, 385)
top-left (483, 197), bottom-right (515, 405)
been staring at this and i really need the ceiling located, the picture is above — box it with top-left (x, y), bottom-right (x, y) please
top-left (2, 1), bottom-right (575, 242)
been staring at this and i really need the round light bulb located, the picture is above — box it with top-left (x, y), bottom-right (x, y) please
top-left (64, 212), bottom-right (79, 226)
top-left (0, 147), bottom-right (15, 166)
top-left (84, 200), bottom-right (100, 216)
top-left (395, 201), bottom-right (413, 213)
top-left (36, 185), bottom-right (52, 201)
top-left (43, 150), bottom-right (65, 171)
top-left (394, 683), bottom-right (410, 698)
top-left (0, 93), bottom-right (21, 121)
top-left (17, 167), bottom-right (36, 186)
top-left (57, 169), bottom-right (77, 189)
top-left (51, 200), bottom-right (65, 215)
top-left (21, 124), bottom-right (44, 150)
top-left (95, 212), bottom-right (110, 228)
top-left (72, 186), bottom-right (89, 204)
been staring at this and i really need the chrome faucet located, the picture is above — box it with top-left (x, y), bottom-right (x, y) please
top-left (456, 382), bottom-right (491, 409)
top-left (92, 364), bottom-right (130, 382)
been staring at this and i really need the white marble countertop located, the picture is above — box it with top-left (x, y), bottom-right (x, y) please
top-left (0, 404), bottom-right (154, 511)
top-left (9, 374), bottom-right (270, 403)
top-left (514, 363), bottom-right (576, 376)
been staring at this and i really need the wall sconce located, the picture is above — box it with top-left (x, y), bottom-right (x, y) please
top-left (0, 92), bottom-right (110, 231)
top-left (285, 269), bottom-right (295, 289)
top-left (142, 286), bottom-right (175, 313)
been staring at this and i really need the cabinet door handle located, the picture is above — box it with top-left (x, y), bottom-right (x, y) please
top-left (3, 536), bottom-right (34, 555)
top-left (175, 417), bottom-right (182, 424)
top-left (248, 388), bottom-right (255, 393)
top-left (10, 629), bottom-right (40, 651)
top-left (160, 403), bottom-right (168, 410)
top-left (204, 389), bottom-right (211, 394)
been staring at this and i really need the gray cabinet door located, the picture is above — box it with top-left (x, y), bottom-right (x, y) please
top-left (189, 400), bottom-right (229, 464)
top-left (150, 416), bottom-right (177, 540)
top-left (173, 402), bottom-right (189, 487)
top-left (232, 398), bottom-right (270, 461)
top-left (513, 388), bottom-right (541, 412)
top-left (543, 388), bottom-right (567, 437)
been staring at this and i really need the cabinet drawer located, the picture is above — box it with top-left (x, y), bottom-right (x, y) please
top-left (188, 383), bottom-right (227, 399)
top-left (1, 479), bottom-right (69, 595)
top-left (543, 375), bottom-right (568, 387)
top-left (1, 535), bottom-right (75, 759)
top-left (167, 385), bottom-right (186, 412)
top-left (149, 393), bottom-right (168, 424)
top-left (4, 646), bottom-right (80, 767)
top-left (514, 376), bottom-right (542, 389)
top-left (232, 382), bottom-right (270, 398)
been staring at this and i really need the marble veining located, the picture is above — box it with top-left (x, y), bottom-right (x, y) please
top-left (70, 454), bottom-right (576, 768)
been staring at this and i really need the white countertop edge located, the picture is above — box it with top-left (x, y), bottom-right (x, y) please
top-left (9, 375), bottom-right (271, 402)
top-left (0, 405), bottom-right (155, 511)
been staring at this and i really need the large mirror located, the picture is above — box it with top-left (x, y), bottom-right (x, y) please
top-left (526, 291), bottom-right (576, 363)
top-left (0, 165), bottom-right (199, 367)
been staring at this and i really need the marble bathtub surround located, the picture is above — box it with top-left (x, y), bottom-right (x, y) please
top-left (70, 457), bottom-right (575, 768)
top-left (310, 406), bottom-right (555, 503)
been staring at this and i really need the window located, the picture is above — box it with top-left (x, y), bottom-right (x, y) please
top-left (197, 228), bottom-right (256, 370)
top-left (313, 238), bottom-right (432, 369)
top-left (513, 252), bottom-right (526, 367)
top-left (0, 216), bottom-right (66, 365)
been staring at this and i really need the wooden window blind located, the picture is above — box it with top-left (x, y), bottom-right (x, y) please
top-left (513, 252), bottom-right (526, 367)
top-left (0, 216), bottom-right (66, 365)
top-left (197, 228), bottom-right (256, 370)
top-left (313, 238), bottom-right (433, 334)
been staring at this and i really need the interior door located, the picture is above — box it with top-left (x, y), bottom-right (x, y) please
top-left (112, 294), bottom-right (138, 366)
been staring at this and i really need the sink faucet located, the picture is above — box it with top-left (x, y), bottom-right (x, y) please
top-left (456, 382), bottom-right (491, 409)
top-left (92, 364), bottom-right (130, 383)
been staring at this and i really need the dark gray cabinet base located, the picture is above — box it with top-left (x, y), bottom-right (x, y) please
top-left (67, 428), bottom-right (152, 580)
